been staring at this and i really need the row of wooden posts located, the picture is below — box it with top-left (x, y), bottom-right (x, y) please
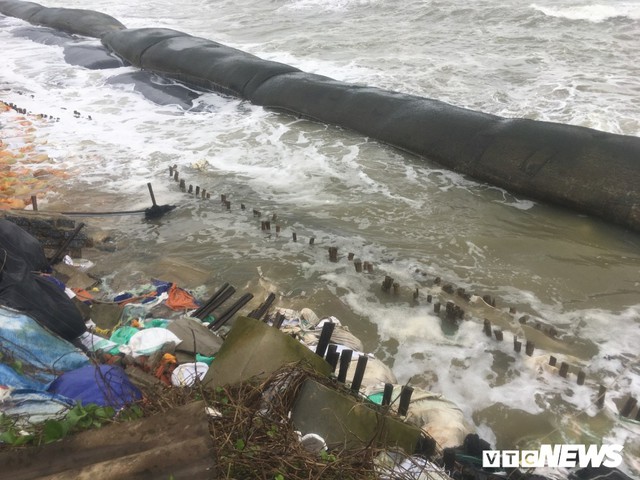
top-left (169, 165), bottom-right (640, 418)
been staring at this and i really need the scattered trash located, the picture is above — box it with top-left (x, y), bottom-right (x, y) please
top-left (297, 432), bottom-right (327, 454)
top-left (171, 362), bottom-right (209, 387)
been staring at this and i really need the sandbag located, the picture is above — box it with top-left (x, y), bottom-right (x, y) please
top-left (382, 386), bottom-right (472, 449)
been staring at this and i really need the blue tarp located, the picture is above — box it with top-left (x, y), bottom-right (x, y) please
top-left (47, 364), bottom-right (142, 408)
top-left (0, 305), bottom-right (89, 386)
top-left (0, 364), bottom-right (44, 390)
top-left (0, 389), bottom-right (73, 424)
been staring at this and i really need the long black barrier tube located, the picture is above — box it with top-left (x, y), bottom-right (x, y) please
top-left (2, 0), bottom-right (639, 232)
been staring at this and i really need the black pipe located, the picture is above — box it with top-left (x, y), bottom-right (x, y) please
top-left (325, 344), bottom-right (338, 372)
top-left (195, 285), bottom-right (236, 320)
top-left (272, 311), bottom-right (286, 329)
top-left (248, 292), bottom-right (276, 321)
top-left (314, 321), bottom-right (335, 358)
top-left (381, 383), bottom-right (394, 407)
top-left (337, 349), bottom-right (353, 383)
top-left (350, 355), bottom-right (368, 393)
top-left (398, 385), bottom-right (414, 416)
top-left (192, 282), bottom-right (230, 318)
top-left (209, 293), bottom-right (254, 331)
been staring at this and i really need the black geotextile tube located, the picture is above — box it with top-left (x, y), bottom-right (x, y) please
top-left (0, 0), bottom-right (124, 37)
top-left (99, 27), bottom-right (640, 232)
top-left (101, 28), bottom-right (301, 98)
top-left (3, 0), bottom-right (640, 231)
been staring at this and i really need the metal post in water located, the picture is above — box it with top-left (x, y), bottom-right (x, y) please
top-left (549, 356), bottom-right (557, 367)
top-left (577, 371), bottom-right (586, 385)
top-left (292, 232), bottom-right (297, 242)
top-left (494, 329), bottom-right (503, 341)
top-left (31, 195), bottom-right (38, 211)
top-left (354, 259), bottom-right (362, 272)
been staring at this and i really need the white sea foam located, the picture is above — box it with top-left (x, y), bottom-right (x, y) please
top-left (531, 3), bottom-right (640, 22)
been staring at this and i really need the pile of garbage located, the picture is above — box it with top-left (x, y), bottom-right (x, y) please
top-left (0, 216), bottom-right (634, 480)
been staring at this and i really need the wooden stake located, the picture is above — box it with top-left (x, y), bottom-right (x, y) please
top-left (525, 341), bottom-right (534, 356)
top-left (559, 362), bottom-right (569, 378)
top-left (577, 371), bottom-right (586, 385)
top-left (354, 259), bottom-right (362, 273)
top-left (483, 319), bottom-right (492, 337)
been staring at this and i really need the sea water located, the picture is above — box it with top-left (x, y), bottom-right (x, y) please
top-left (1, 0), bottom-right (639, 475)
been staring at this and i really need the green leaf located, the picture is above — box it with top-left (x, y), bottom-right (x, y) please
top-left (0, 429), bottom-right (18, 444)
top-left (235, 439), bottom-right (245, 451)
top-left (43, 420), bottom-right (66, 443)
top-left (12, 433), bottom-right (34, 446)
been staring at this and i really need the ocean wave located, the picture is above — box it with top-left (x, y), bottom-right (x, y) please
top-left (531, 3), bottom-right (640, 22)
